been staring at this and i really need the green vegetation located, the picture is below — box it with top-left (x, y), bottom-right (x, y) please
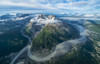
top-left (53, 39), bottom-right (98, 64)
top-left (84, 20), bottom-right (100, 33)
top-left (32, 23), bottom-right (79, 50)
top-left (0, 26), bottom-right (28, 64)
top-left (25, 22), bottom-right (33, 37)
top-left (0, 17), bottom-right (31, 64)
top-left (38, 20), bottom-right (100, 64)
top-left (81, 20), bottom-right (100, 64)
top-left (88, 25), bottom-right (100, 34)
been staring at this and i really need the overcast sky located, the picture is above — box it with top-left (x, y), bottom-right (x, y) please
top-left (0, 0), bottom-right (100, 14)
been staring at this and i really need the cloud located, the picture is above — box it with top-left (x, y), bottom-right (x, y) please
top-left (0, 0), bottom-right (100, 14)
top-left (0, 0), bottom-right (57, 10)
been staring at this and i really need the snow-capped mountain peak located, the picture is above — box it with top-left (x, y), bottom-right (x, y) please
top-left (30, 14), bottom-right (60, 25)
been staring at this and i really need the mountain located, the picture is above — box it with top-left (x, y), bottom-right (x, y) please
top-left (25, 14), bottom-right (80, 57)
top-left (13, 14), bottom-right (99, 64)
top-left (0, 14), bottom-right (16, 20)
top-left (1, 13), bottom-right (99, 64)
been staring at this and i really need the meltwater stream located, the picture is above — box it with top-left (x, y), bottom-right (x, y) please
top-left (10, 22), bottom-right (87, 64)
